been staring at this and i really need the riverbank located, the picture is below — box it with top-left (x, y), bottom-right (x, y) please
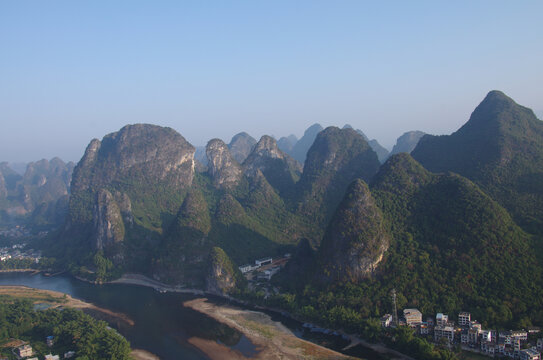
top-left (108, 273), bottom-right (205, 295)
top-left (0, 285), bottom-right (161, 360)
top-left (0, 268), bottom-right (40, 273)
top-left (110, 274), bottom-right (416, 360)
top-left (185, 298), bottom-right (357, 360)
top-left (0, 285), bottom-right (134, 326)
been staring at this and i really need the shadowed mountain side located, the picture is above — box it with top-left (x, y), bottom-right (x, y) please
top-left (243, 135), bottom-right (301, 198)
top-left (296, 126), bottom-right (381, 233)
top-left (412, 90), bottom-right (543, 234)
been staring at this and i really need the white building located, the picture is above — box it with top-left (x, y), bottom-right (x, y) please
top-left (255, 257), bottom-right (272, 266)
top-left (381, 314), bottom-right (393, 328)
top-left (520, 349), bottom-right (541, 360)
top-left (434, 325), bottom-right (455, 342)
top-left (436, 313), bottom-right (448, 326)
top-left (239, 264), bottom-right (258, 273)
top-left (458, 312), bottom-right (471, 326)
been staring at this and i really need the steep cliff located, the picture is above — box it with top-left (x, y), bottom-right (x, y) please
top-left (206, 139), bottom-right (242, 189)
top-left (243, 135), bottom-right (301, 196)
top-left (93, 189), bottom-right (125, 251)
top-left (317, 179), bottom-right (389, 283)
top-left (206, 247), bottom-right (244, 295)
top-left (63, 124), bottom-right (195, 265)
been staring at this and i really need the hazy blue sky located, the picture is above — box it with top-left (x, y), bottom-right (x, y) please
top-left (1, 1), bottom-right (542, 163)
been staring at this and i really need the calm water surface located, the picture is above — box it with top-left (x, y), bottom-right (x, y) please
top-left (0, 273), bottom-right (252, 359)
top-left (0, 273), bottom-right (387, 360)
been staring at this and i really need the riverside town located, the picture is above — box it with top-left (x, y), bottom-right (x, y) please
top-left (381, 309), bottom-right (542, 359)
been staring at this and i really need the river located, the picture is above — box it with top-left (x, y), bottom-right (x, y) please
top-left (0, 272), bottom-right (389, 360)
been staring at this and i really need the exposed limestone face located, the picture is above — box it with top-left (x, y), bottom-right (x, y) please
top-left (318, 179), bottom-right (390, 283)
top-left (206, 138), bottom-right (242, 189)
top-left (243, 135), bottom-right (302, 175)
top-left (0, 173), bottom-right (6, 200)
top-left (205, 247), bottom-right (240, 295)
top-left (228, 132), bottom-right (257, 164)
top-left (71, 124), bottom-right (195, 194)
top-left (242, 136), bottom-right (301, 195)
top-left (92, 189), bottom-right (125, 251)
top-left (113, 191), bottom-right (133, 225)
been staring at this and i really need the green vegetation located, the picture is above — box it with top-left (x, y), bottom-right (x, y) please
top-left (0, 299), bottom-right (130, 360)
top-left (295, 126), bottom-right (381, 240)
top-left (207, 246), bottom-right (246, 294)
top-left (412, 90), bottom-right (543, 235)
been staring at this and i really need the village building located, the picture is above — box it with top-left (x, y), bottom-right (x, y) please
top-left (403, 308), bottom-right (422, 327)
top-left (255, 257), bottom-right (272, 267)
top-left (16, 344), bottom-right (33, 357)
top-left (436, 313), bottom-right (448, 326)
top-left (468, 327), bottom-right (480, 344)
top-left (419, 322), bottom-right (430, 335)
top-left (257, 266), bottom-right (280, 281)
top-left (481, 340), bottom-right (496, 355)
top-left (460, 329), bottom-right (469, 344)
top-left (458, 312), bottom-right (471, 326)
top-left (44, 355), bottom-right (60, 360)
top-left (380, 314), bottom-right (393, 328)
top-left (500, 330), bottom-right (528, 345)
top-left (64, 351), bottom-right (76, 359)
top-left (46, 336), bottom-right (54, 347)
top-left (537, 338), bottom-right (543, 351)
top-left (520, 348), bottom-right (541, 360)
top-left (434, 325), bottom-right (455, 343)
top-left (239, 264), bottom-right (258, 273)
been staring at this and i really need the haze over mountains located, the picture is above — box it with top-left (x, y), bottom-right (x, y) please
top-left (2, 90), bottom-right (543, 329)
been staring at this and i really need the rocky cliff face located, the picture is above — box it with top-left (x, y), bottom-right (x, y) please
top-left (93, 189), bottom-right (125, 250)
top-left (63, 124), bottom-right (196, 267)
top-left (0, 173), bottom-right (6, 200)
top-left (390, 131), bottom-right (426, 156)
top-left (206, 247), bottom-right (242, 295)
top-left (72, 124), bottom-right (195, 195)
top-left (243, 136), bottom-right (301, 195)
top-left (206, 139), bottom-right (242, 189)
top-left (317, 179), bottom-right (389, 283)
top-left (228, 132), bottom-right (257, 164)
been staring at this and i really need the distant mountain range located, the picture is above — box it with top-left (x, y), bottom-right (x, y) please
top-left (0, 158), bottom-right (74, 228)
top-left (3, 90), bottom-right (542, 330)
